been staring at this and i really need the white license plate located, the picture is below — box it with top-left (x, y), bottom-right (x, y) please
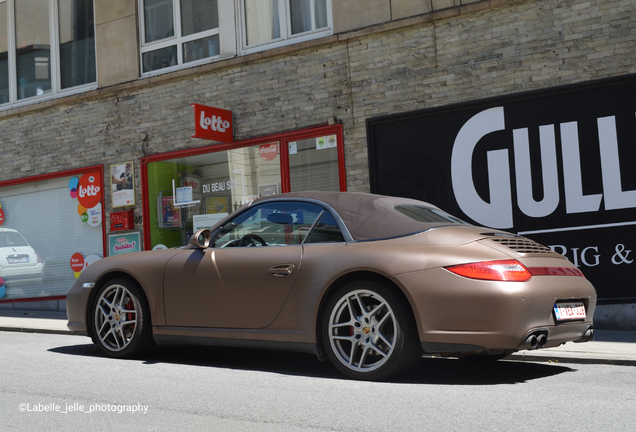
top-left (7, 257), bottom-right (28, 264)
top-left (554, 302), bottom-right (586, 321)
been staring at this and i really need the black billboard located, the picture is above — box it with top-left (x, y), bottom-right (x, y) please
top-left (367, 76), bottom-right (636, 303)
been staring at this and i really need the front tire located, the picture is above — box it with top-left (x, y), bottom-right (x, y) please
top-left (92, 278), bottom-right (154, 358)
top-left (322, 280), bottom-right (422, 380)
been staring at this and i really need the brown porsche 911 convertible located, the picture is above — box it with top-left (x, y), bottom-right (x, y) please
top-left (66, 192), bottom-right (596, 380)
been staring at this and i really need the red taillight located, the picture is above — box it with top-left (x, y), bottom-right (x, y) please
top-left (446, 260), bottom-right (586, 281)
top-left (445, 260), bottom-right (532, 282)
top-left (528, 267), bottom-right (584, 277)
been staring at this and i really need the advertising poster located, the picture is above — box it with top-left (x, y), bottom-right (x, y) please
top-left (111, 162), bottom-right (135, 208)
top-left (108, 232), bottom-right (141, 257)
top-left (367, 76), bottom-right (636, 303)
top-left (258, 184), bottom-right (279, 197)
top-left (70, 171), bottom-right (103, 227)
top-left (193, 213), bottom-right (227, 231)
top-left (161, 196), bottom-right (181, 228)
top-left (206, 196), bottom-right (228, 214)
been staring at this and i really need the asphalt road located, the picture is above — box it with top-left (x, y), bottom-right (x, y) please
top-left (1, 331), bottom-right (635, 431)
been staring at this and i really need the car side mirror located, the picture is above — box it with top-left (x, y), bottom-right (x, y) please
top-left (190, 229), bottom-right (212, 249)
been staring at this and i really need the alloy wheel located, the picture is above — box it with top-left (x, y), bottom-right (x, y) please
top-left (94, 283), bottom-right (140, 352)
top-left (327, 289), bottom-right (397, 373)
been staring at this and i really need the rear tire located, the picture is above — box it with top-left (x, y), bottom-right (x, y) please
top-left (92, 277), bottom-right (154, 358)
top-left (322, 280), bottom-right (422, 380)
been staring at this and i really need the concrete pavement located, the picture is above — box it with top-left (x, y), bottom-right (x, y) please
top-left (1, 309), bottom-right (635, 366)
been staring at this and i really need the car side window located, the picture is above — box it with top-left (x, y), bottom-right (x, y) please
top-left (304, 211), bottom-right (345, 244)
top-left (214, 201), bottom-right (324, 247)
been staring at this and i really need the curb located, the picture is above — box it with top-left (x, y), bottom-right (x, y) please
top-left (0, 326), bottom-right (75, 336)
top-left (507, 353), bottom-right (636, 367)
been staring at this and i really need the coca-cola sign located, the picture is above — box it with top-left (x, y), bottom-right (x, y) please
top-left (259, 142), bottom-right (279, 161)
top-left (191, 103), bottom-right (233, 143)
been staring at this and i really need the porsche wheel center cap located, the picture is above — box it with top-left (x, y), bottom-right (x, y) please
top-left (362, 326), bottom-right (371, 334)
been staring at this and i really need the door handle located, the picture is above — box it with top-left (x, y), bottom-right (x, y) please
top-left (268, 264), bottom-right (295, 277)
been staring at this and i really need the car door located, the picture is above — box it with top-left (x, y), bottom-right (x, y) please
top-left (163, 200), bottom-right (324, 329)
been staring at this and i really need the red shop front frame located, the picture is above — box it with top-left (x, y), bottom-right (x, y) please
top-left (140, 123), bottom-right (346, 250)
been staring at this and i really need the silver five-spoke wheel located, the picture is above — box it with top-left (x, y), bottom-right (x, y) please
top-left (328, 289), bottom-right (396, 372)
top-left (92, 278), bottom-right (154, 358)
top-left (95, 284), bottom-right (139, 352)
top-left (323, 280), bottom-right (422, 380)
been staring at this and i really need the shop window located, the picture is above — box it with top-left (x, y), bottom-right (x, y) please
top-left (240, 0), bottom-right (332, 54)
top-left (140, 0), bottom-right (222, 74)
top-left (145, 143), bottom-right (282, 249)
top-left (142, 124), bottom-right (344, 250)
top-left (288, 135), bottom-right (339, 192)
top-left (0, 168), bottom-right (105, 302)
top-left (0, 0), bottom-right (96, 108)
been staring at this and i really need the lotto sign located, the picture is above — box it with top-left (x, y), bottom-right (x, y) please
top-left (191, 103), bottom-right (233, 143)
top-left (77, 172), bottom-right (102, 209)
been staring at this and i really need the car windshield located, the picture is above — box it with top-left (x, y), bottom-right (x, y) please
top-left (0, 231), bottom-right (29, 248)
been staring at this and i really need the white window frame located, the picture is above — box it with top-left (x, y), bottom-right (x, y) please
top-left (139, 0), bottom-right (236, 77)
top-left (237, 0), bottom-right (333, 56)
top-left (0, 0), bottom-right (97, 111)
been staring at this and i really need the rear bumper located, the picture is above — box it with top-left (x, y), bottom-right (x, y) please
top-left (395, 266), bottom-right (597, 353)
top-left (419, 322), bottom-right (594, 355)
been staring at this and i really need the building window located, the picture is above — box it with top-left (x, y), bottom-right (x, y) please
top-left (241, 0), bottom-right (331, 54)
top-left (0, 0), bottom-right (96, 108)
top-left (140, 0), bottom-right (221, 74)
top-left (139, 0), bottom-right (332, 76)
top-left (59, 0), bottom-right (96, 89)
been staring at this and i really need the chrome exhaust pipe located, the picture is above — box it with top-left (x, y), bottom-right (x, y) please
top-left (536, 334), bottom-right (547, 348)
top-left (575, 326), bottom-right (595, 343)
top-left (520, 334), bottom-right (538, 350)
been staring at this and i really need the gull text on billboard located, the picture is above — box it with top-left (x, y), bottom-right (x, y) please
top-left (451, 107), bottom-right (636, 228)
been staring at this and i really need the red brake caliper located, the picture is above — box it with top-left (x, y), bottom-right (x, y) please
top-left (125, 299), bottom-right (135, 331)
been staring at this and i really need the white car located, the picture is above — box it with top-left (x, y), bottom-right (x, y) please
top-left (0, 228), bottom-right (44, 285)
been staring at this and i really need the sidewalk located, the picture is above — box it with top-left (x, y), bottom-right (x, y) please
top-left (1, 309), bottom-right (635, 366)
top-left (0, 309), bottom-right (72, 335)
